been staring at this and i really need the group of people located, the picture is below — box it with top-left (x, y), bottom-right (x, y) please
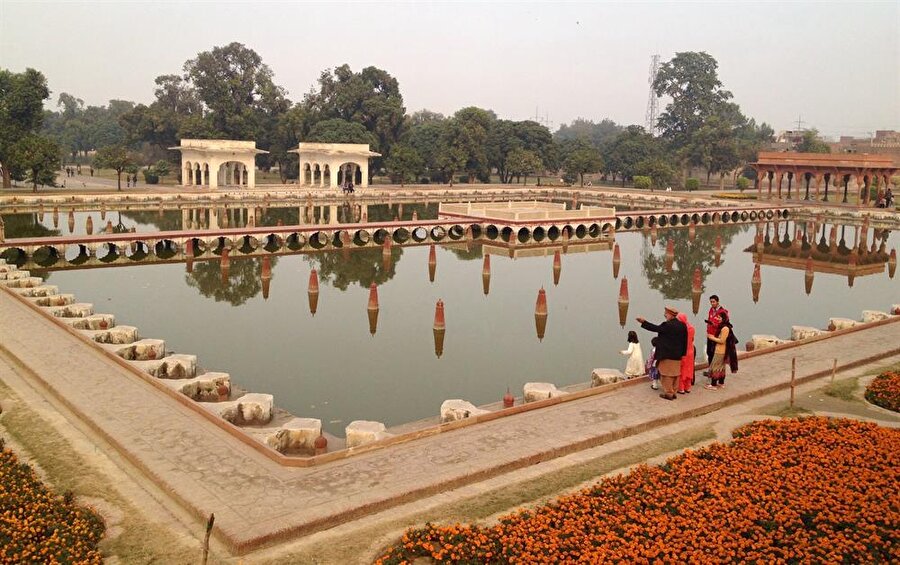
top-left (341, 181), bottom-right (355, 194)
top-left (64, 165), bottom-right (92, 177)
top-left (621, 295), bottom-right (738, 401)
top-left (124, 173), bottom-right (140, 188)
top-left (875, 188), bottom-right (894, 209)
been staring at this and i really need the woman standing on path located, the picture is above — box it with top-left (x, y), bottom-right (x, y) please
top-left (706, 310), bottom-right (734, 389)
top-left (620, 331), bottom-right (645, 378)
top-left (676, 312), bottom-right (696, 394)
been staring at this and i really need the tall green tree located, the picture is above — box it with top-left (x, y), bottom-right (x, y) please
top-left (0, 68), bottom-right (50, 188)
top-left (385, 143), bottom-right (423, 186)
top-left (505, 147), bottom-right (543, 185)
top-left (403, 117), bottom-right (447, 182)
top-left (795, 129), bottom-right (831, 153)
top-left (603, 125), bottom-right (659, 186)
top-left (93, 145), bottom-right (134, 190)
top-left (564, 147), bottom-right (603, 187)
top-left (442, 107), bottom-right (495, 183)
top-left (554, 118), bottom-right (622, 149)
top-left (9, 134), bottom-right (60, 191)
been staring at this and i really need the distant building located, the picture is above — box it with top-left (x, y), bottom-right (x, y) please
top-left (830, 130), bottom-right (900, 162)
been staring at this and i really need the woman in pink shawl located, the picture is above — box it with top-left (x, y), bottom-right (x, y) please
top-left (676, 312), bottom-right (696, 394)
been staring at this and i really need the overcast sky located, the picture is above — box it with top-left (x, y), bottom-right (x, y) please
top-left (1, 1), bottom-right (897, 138)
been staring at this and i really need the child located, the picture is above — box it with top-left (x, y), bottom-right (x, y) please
top-left (645, 337), bottom-right (660, 390)
top-left (620, 330), bottom-right (644, 378)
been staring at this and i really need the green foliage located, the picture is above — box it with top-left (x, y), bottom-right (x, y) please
top-left (9, 134), bottom-right (60, 191)
top-left (505, 147), bottom-right (543, 183)
top-left (633, 175), bottom-right (652, 190)
top-left (489, 119), bottom-right (554, 183)
top-left (563, 146), bottom-right (603, 187)
top-left (635, 157), bottom-right (678, 190)
top-left (736, 176), bottom-right (750, 191)
top-left (93, 145), bottom-right (135, 190)
top-left (0, 68), bottom-right (50, 188)
top-left (385, 143), bottom-right (423, 186)
top-left (685, 178), bottom-right (700, 191)
top-left (554, 118), bottom-right (622, 150)
top-left (603, 125), bottom-right (660, 185)
top-left (307, 118), bottom-right (377, 146)
top-left (795, 129), bottom-right (831, 153)
top-left (142, 170), bottom-right (159, 184)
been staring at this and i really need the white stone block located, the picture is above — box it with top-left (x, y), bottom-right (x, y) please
top-left (63, 314), bottom-right (114, 330)
top-left (891, 304), bottom-right (900, 316)
top-left (32, 294), bottom-right (75, 307)
top-left (47, 303), bottom-right (94, 318)
top-left (861, 310), bottom-right (890, 323)
top-left (345, 420), bottom-right (391, 448)
top-left (106, 338), bottom-right (165, 361)
top-left (591, 368), bottom-right (625, 387)
top-left (790, 326), bottom-right (827, 341)
top-left (748, 335), bottom-right (788, 351)
top-left (828, 318), bottom-right (861, 331)
top-left (132, 353), bottom-right (197, 379)
top-left (266, 417), bottom-right (322, 453)
top-left (2, 276), bottom-right (43, 288)
top-left (213, 393), bottom-right (274, 425)
top-left (87, 326), bottom-right (139, 345)
top-left (440, 399), bottom-right (489, 423)
top-left (2, 269), bottom-right (30, 280)
top-left (13, 285), bottom-right (58, 297)
top-left (169, 372), bottom-right (230, 402)
top-left (523, 382), bottom-right (568, 403)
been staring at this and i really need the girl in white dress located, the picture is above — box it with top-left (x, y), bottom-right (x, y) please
top-left (620, 330), bottom-right (645, 378)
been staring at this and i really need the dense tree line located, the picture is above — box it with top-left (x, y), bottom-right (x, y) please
top-left (2, 45), bottom-right (795, 191)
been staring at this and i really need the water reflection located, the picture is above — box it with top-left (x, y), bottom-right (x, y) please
top-left (183, 253), bottom-right (276, 306)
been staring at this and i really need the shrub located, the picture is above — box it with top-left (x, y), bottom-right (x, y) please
top-left (736, 176), bottom-right (750, 192)
top-left (142, 170), bottom-right (160, 184)
top-left (633, 176), bottom-right (652, 190)
top-left (865, 371), bottom-right (900, 412)
top-left (684, 178), bottom-right (700, 191)
top-left (376, 417), bottom-right (899, 564)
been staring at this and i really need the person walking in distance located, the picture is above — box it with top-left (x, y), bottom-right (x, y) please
top-left (676, 312), bottom-right (696, 394)
top-left (704, 295), bottom-right (728, 372)
top-left (637, 306), bottom-right (687, 401)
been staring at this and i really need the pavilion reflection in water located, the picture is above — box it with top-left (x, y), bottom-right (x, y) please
top-left (745, 218), bottom-right (895, 297)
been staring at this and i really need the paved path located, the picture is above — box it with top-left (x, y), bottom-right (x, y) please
top-left (0, 287), bottom-right (898, 553)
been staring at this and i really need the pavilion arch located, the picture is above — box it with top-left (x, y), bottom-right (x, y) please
top-left (292, 143), bottom-right (381, 190)
top-left (171, 139), bottom-right (266, 189)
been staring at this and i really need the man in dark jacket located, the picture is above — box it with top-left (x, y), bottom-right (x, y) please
top-left (637, 306), bottom-right (688, 400)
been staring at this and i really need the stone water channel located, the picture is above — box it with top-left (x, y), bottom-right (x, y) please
top-left (1, 199), bottom-right (897, 439)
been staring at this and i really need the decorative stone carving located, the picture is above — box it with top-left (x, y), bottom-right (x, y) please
top-left (47, 303), bottom-right (94, 318)
top-left (591, 368), bottom-right (625, 387)
top-left (215, 393), bottom-right (274, 425)
top-left (827, 318), bottom-right (861, 331)
top-left (790, 326), bottom-right (827, 341)
top-left (861, 310), bottom-right (890, 323)
top-left (171, 372), bottom-right (230, 402)
top-left (523, 382), bottom-right (568, 403)
top-left (106, 338), bottom-right (165, 361)
top-left (265, 418), bottom-right (322, 453)
top-left (747, 335), bottom-right (788, 351)
top-left (32, 294), bottom-right (75, 307)
top-left (132, 354), bottom-right (197, 379)
top-left (64, 314), bottom-right (114, 330)
top-left (13, 285), bottom-right (59, 297)
top-left (440, 399), bottom-right (489, 423)
top-left (345, 420), bottom-right (391, 448)
top-left (88, 326), bottom-right (139, 344)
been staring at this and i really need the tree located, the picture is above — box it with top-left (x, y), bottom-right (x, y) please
top-left (505, 148), bottom-right (543, 185)
top-left (564, 147), bottom-right (603, 187)
top-left (300, 64), bottom-right (406, 174)
top-left (635, 157), bottom-right (678, 191)
top-left (385, 144), bottom-right (423, 186)
top-left (442, 107), bottom-right (495, 183)
top-left (184, 42), bottom-right (289, 141)
top-left (93, 145), bottom-right (134, 190)
top-left (404, 118), bottom-right (447, 181)
top-left (488, 119), bottom-right (554, 183)
top-left (795, 129), bottom-right (831, 153)
top-left (307, 118), bottom-right (378, 146)
top-left (0, 68), bottom-right (50, 188)
top-left (736, 176), bottom-right (750, 192)
top-left (554, 118), bottom-right (622, 149)
top-left (10, 134), bottom-right (60, 191)
top-left (603, 125), bottom-right (659, 186)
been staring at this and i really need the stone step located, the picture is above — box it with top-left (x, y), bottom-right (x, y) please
top-left (130, 353), bottom-right (197, 379)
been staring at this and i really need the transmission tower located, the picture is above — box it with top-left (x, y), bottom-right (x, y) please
top-left (645, 54), bottom-right (661, 135)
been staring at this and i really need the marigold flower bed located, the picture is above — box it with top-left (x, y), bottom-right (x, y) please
top-left (375, 417), bottom-right (899, 564)
top-left (0, 438), bottom-right (105, 564)
top-left (865, 371), bottom-right (900, 412)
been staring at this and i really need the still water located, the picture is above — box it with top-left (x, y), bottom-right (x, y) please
top-left (16, 218), bottom-right (894, 435)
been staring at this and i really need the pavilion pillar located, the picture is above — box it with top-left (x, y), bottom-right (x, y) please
top-left (767, 171), bottom-right (773, 198)
top-left (855, 174), bottom-right (864, 207)
top-left (330, 205), bottom-right (338, 225)
top-left (361, 162), bottom-right (370, 188)
top-left (786, 171), bottom-right (793, 199)
top-left (814, 173), bottom-right (822, 200)
top-left (803, 173), bottom-right (811, 200)
top-left (775, 171), bottom-right (784, 199)
top-left (842, 175), bottom-right (850, 204)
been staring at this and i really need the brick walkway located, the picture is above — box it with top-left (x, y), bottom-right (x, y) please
top-left (0, 287), bottom-right (897, 553)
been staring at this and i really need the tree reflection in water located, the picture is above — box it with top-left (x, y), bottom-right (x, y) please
top-left (641, 224), bottom-right (743, 299)
top-left (310, 247), bottom-right (400, 291)
top-left (185, 255), bottom-right (277, 306)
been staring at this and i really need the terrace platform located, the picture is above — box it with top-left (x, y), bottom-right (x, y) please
top-left (0, 284), bottom-right (897, 554)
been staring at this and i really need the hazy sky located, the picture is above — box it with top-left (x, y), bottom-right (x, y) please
top-left (1, 1), bottom-right (897, 138)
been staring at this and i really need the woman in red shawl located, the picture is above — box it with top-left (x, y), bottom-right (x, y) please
top-left (676, 312), bottom-right (696, 394)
